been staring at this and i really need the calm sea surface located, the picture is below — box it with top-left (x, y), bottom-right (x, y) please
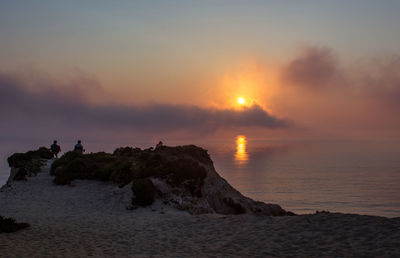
top-left (1, 138), bottom-right (399, 217)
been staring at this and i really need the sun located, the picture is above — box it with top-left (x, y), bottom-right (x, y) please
top-left (237, 97), bottom-right (245, 105)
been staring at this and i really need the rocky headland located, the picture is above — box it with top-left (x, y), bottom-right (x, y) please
top-left (5, 145), bottom-right (289, 216)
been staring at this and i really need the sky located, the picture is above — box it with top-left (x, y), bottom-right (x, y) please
top-left (1, 1), bottom-right (400, 143)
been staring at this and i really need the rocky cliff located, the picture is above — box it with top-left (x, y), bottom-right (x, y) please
top-left (6, 145), bottom-right (290, 216)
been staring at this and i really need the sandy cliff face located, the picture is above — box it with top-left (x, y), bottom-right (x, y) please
top-left (202, 165), bottom-right (287, 215)
top-left (148, 145), bottom-right (288, 215)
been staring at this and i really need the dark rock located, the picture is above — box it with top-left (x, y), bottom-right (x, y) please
top-left (6, 147), bottom-right (52, 182)
top-left (0, 216), bottom-right (30, 233)
top-left (131, 178), bottom-right (156, 206)
top-left (223, 197), bottom-right (246, 214)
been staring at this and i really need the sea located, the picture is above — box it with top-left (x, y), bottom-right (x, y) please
top-left (1, 137), bottom-right (399, 218)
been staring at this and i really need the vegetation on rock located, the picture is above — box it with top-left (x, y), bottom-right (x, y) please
top-left (7, 147), bottom-right (53, 181)
top-left (0, 216), bottom-right (30, 233)
top-left (51, 145), bottom-right (210, 207)
top-left (7, 144), bottom-right (289, 215)
top-left (131, 178), bottom-right (156, 206)
top-left (51, 151), bottom-right (128, 185)
top-left (135, 154), bottom-right (206, 197)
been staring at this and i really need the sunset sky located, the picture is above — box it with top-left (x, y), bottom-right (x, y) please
top-left (1, 1), bottom-right (400, 142)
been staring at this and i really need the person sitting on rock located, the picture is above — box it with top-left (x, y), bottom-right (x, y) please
top-left (50, 140), bottom-right (61, 158)
top-left (155, 141), bottom-right (163, 149)
top-left (74, 140), bottom-right (84, 153)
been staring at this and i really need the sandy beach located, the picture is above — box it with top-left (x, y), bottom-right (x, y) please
top-left (0, 162), bottom-right (399, 257)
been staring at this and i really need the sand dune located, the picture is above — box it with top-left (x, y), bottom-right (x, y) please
top-left (1, 162), bottom-right (399, 257)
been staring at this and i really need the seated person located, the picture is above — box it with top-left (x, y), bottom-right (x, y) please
top-left (74, 140), bottom-right (84, 153)
top-left (155, 141), bottom-right (163, 149)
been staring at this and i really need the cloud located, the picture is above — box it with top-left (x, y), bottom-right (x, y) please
top-left (276, 45), bottom-right (400, 137)
top-left (357, 56), bottom-right (400, 108)
top-left (281, 46), bottom-right (400, 107)
top-left (282, 46), bottom-right (340, 89)
top-left (0, 72), bottom-right (290, 138)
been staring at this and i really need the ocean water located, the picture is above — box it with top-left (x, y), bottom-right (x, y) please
top-left (209, 138), bottom-right (400, 218)
top-left (1, 138), bottom-right (399, 217)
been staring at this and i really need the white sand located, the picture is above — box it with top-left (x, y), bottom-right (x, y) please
top-left (1, 162), bottom-right (399, 257)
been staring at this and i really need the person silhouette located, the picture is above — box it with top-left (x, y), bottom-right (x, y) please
top-left (155, 141), bottom-right (163, 149)
top-left (50, 140), bottom-right (61, 158)
top-left (74, 140), bottom-right (84, 153)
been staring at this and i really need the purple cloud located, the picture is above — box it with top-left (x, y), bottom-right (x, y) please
top-left (283, 46), bottom-right (339, 88)
top-left (0, 72), bottom-right (291, 138)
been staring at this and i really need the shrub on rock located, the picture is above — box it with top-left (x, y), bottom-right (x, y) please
top-left (154, 145), bottom-right (211, 165)
top-left (113, 147), bottom-right (142, 157)
top-left (52, 145), bottom-right (208, 195)
top-left (51, 151), bottom-right (83, 175)
top-left (132, 178), bottom-right (156, 206)
top-left (7, 147), bottom-right (53, 181)
top-left (109, 159), bottom-right (134, 187)
top-left (27, 147), bottom-right (53, 160)
top-left (52, 151), bottom-right (137, 186)
top-left (52, 152), bottom-right (110, 185)
top-left (53, 157), bottom-right (88, 185)
top-left (0, 216), bottom-right (30, 233)
top-left (143, 156), bottom-right (206, 197)
top-left (7, 153), bottom-right (30, 168)
top-left (8, 147), bottom-right (53, 167)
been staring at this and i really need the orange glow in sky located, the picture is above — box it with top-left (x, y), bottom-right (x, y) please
top-left (208, 59), bottom-right (282, 112)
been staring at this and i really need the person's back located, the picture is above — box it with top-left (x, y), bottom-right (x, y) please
top-left (50, 140), bottom-right (61, 158)
top-left (74, 140), bottom-right (84, 153)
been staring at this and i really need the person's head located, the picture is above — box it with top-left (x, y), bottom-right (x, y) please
top-left (53, 140), bottom-right (57, 144)
top-left (159, 141), bottom-right (162, 144)
top-left (77, 140), bottom-right (81, 144)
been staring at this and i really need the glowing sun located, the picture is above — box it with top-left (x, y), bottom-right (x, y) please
top-left (237, 97), bottom-right (245, 105)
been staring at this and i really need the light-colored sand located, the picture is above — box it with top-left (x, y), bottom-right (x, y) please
top-left (1, 162), bottom-right (399, 257)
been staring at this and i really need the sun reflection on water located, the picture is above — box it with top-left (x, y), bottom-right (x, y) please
top-left (234, 135), bottom-right (249, 164)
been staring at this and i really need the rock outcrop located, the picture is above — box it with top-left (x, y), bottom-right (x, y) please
top-left (6, 147), bottom-right (53, 184)
top-left (0, 216), bottom-right (30, 233)
top-left (9, 145), bottom-right (290, 216)
top-left (149, 145), bottom-right (288, 215)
